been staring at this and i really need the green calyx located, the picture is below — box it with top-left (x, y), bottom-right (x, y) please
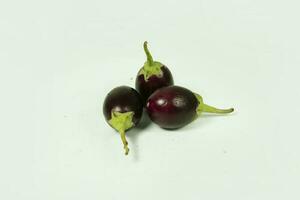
top-left (138, 41), bottom-right (163, 81)
top-left (194, 93), bottom-right (234, 116)
top-left (109, 111), bottom-right (134, 155)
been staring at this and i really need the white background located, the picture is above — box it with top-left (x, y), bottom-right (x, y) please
top-left (1, 0), bottom-right (300, 199)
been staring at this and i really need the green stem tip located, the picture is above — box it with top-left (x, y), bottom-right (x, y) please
top-left (120, 130), bottom-right (129, 155)
top-left (108, 111), bottom-right (134, 156)
top-left (194, 93), bottom-right (234, 116)
top-left (143, 41), bottom-right (154, 65)
top-left (202, 104), bottom-right (234, 114)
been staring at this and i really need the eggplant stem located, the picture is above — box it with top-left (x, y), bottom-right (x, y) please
top-left (202, 104), bottom-right (234, 114)
top-left (143, 41), bottom-right (154, 65)
top-left (120, 130), bottom-right (129, 155)
top-left (194, 93), bottom-right (234, 115)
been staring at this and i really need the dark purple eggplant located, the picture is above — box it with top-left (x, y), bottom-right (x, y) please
top-left (135, 41), bottom-right (174, 104)
top-left (146, 86), bottom-right (234, 129)
top-left (103, 86), bottom-right (143, 155)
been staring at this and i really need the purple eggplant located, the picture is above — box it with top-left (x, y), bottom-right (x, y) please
top-left (146, 86), bottom-right (234, 129)
top-left (103, 86), bottom-right (143, 155)
top-left (135, 41), bottom-right (174, 104)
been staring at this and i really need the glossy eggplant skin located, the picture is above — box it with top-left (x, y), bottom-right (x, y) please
top-left (103, 86), bottom-right (143, 126)
top-left (146, 86), bottom-right (198, 129)
top-left (136, 66), bottom-right (174, 104)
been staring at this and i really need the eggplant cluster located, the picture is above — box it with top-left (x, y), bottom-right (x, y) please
top-left (103, 42), bottom-right (234, 155)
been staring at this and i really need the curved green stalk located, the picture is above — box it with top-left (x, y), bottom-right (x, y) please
top-left (120, 130), bottom-right (129, 155)
top-left (202, 104), bottom-right (234, 114)
top-left (139, 41), bottom-right (163, 81)
top-left (144, 41), bottom-right (154, 65)
top-left (194, 93), bottom-right (234, 116)
top-left (108, 111), bottom-right (134, 155)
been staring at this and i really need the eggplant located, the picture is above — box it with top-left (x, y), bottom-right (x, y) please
top-left (146, 86), bottom-right (234, 129)
top-left (135, 41), bottom-right (174, 104)
top-left (103, 86), bottom-right (143, 155)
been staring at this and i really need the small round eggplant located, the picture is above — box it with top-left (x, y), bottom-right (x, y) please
top-left (146, 86), bottom-right (234, 129)
top-left (135, 41), bottom-right (174, 104)
top-left (103, 86), bottom-right (143, 155)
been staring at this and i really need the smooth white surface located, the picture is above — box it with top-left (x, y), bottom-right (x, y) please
top-left (1, 0), bottom-right (300, 199)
